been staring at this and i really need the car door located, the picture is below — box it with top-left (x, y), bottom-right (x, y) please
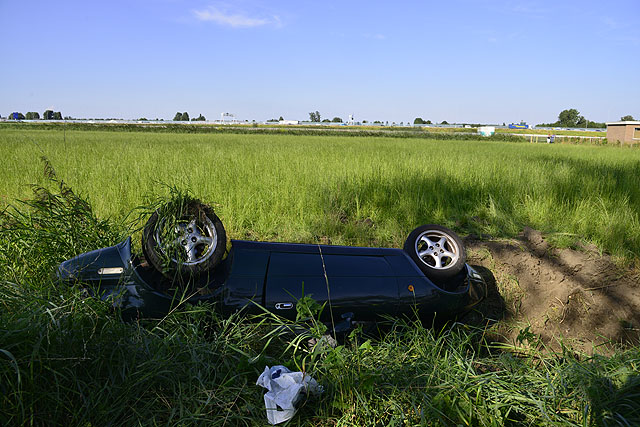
top-left (264, 251), bottom-right (398, 321)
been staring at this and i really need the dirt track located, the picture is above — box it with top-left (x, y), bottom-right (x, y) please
top-left (464, 228), bottom-right (640, 353)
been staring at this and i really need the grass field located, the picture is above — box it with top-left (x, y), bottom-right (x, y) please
top-left (1, 126), bottom-right (640, 425)
top-left (2, 126), bottom-right (639, 259)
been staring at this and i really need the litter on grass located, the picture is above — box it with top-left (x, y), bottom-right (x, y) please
top-left (256, 365), bottom-right (323, 425)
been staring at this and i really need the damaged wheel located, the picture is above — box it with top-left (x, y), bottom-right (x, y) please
top-left (404, 225), bottom-right (466, 281)
top-left (142, 201), bottom-right (226, 277)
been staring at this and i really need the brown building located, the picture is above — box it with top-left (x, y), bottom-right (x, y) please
top-left (606, 121), bottom-right (640, 144)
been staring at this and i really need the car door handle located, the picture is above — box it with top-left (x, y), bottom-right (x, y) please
top-left (275, 302), bottom-right (294, 310)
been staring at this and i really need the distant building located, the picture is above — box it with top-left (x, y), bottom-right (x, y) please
top-left (219, 112), bottom-right (238, 124)
top-left (478, 126), bottom-right (495, 136)
top-left (606, 121), bottom-right (640, 144)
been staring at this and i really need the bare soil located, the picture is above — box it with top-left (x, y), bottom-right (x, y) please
top-left (464, 227), bottom-right (640, 353)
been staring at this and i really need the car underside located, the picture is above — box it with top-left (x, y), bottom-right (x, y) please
top-left (57, 200), bottom-right (486, 325)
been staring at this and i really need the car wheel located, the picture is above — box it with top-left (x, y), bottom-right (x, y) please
top-left (142, 201), bottom-right (226, 277)
top-left (403, 225), bottom-right (466, 281)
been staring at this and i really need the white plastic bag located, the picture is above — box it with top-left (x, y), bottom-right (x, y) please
top-left (256, 365), bottom-right (323, 425)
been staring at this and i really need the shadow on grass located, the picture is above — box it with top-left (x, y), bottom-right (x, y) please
top-left (586, 373), bottom-right (640, 425)
top-left (311, 153), bottom-right (640, 257)
top-left (311, 170), bottom-right (517, 245)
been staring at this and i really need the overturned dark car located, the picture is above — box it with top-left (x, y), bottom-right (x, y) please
top-left (57, 200), bottom-right (486, 324)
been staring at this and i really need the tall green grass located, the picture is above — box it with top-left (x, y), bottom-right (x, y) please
top-left (1, 127), bottom-right (639, 260)
top-left (1, 139), bottom-right (639, 425)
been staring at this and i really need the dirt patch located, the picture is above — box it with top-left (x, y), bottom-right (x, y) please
top-left (464, 227), bottom-right (640, 353)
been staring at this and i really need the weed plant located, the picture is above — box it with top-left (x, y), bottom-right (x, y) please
top-left (1, 165), bottom-right (639, 425)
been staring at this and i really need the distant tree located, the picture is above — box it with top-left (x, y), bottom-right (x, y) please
top-left (138, 118), bottom-right (148, 121)
top-left (538, 110), bottom-right (606, 129)
top-left (321, 119), bottom-right (330, 123)
top-left (52, 112), bottom-right (62, 120)
top-left (173, 112), bottom-right (183, 121)
top-left (373, 121), bottom-right (382, 124)
top-left (309, 111), bottom-right (321, 122)
top-left (331, 117), bottom-right (343, 123)
top-left (25, 112), bottom-right (40, 120)
top-left (181, 112), bottom-right (189, 121)
top-left (557, 108), bottom-right (583, 127)
top-left (279, 116), bottom-right (284, 121)
top-left (426, 120), bottom-right (432, 124)
top-left (441, 120), bottom-right (449, 125)
top-left (43, 110), bottom-right (54, 120)
top-left (621, 115), bottom-right (635, 121)
top-left (10, 112), bottom-right (25, 120)
top-left (192, 114), bottom-right (206, 121)
top-left (413, 117), bottom-right (425, 124)
top-left (266, 118), bottom-right (278, 122)
top-left (362, 120), bottom-right (368, 123)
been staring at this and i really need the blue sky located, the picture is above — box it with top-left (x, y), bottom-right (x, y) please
top-left (1, 0), bottom-right (638, 124)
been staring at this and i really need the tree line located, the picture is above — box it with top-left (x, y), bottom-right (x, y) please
top-left (308, 111), bottom-right (345, 123)
top-left (537, 109), bottom-right (635, 128)
top-left (6, 110), bottom-right (63, 120)
top-left (536, 109), bottom-right (605, 128)
top-left (173, 112), bottom-right (206, 121)
top-left (414, 118), bottom-right (451, 125)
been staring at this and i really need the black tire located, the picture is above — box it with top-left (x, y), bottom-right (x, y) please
top-left (403, 225), bottom-right (466, 281)
top-left (142, 201), bottom-right (226, 278)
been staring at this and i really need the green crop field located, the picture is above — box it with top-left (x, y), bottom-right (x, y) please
top-left (2, 125), bottom-right (640, 425)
